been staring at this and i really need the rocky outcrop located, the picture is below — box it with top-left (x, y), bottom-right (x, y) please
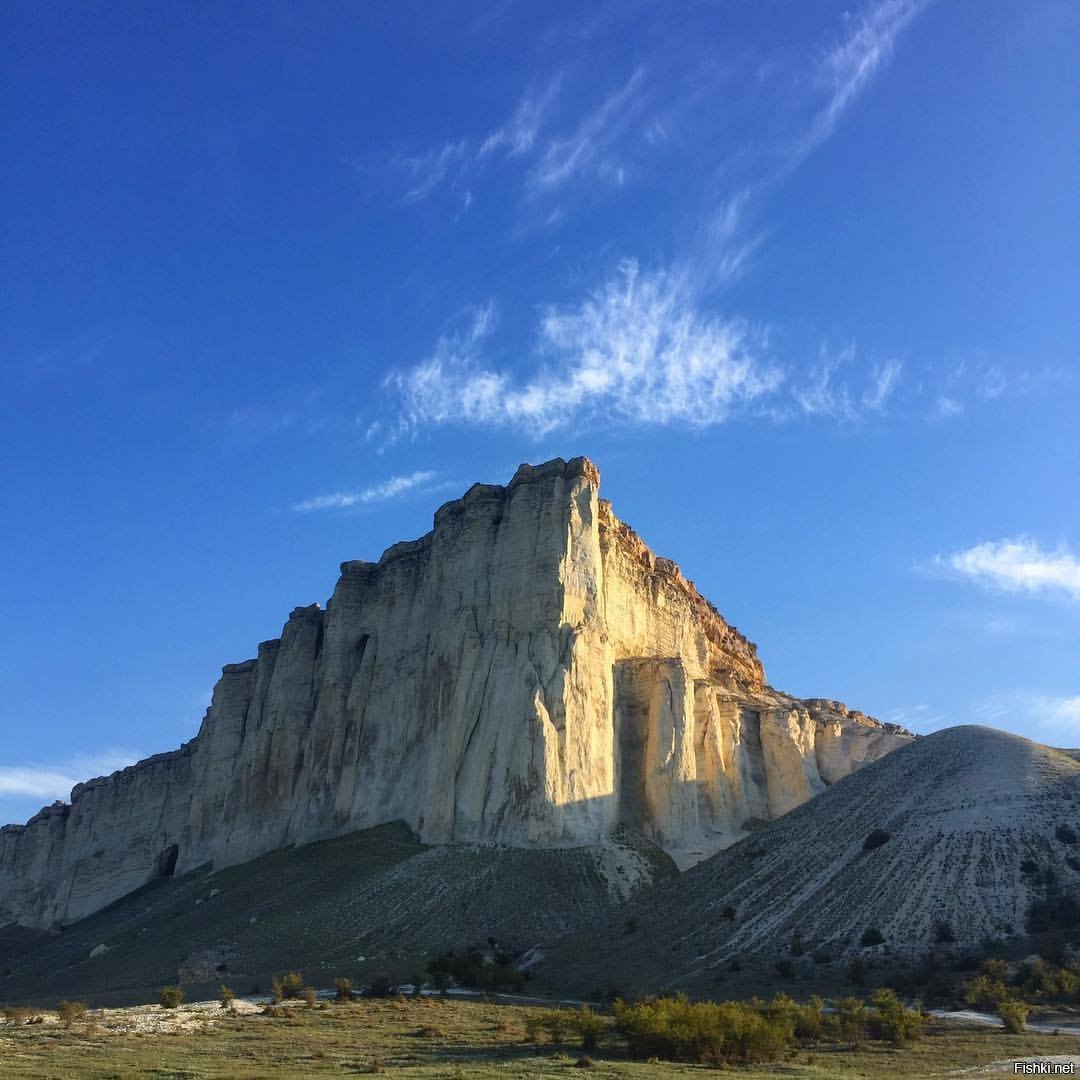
top-left (0, 457), bottom-right (911, 930)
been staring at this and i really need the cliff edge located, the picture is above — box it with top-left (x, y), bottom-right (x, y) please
top-left (0, 456), bottom-right (911, 929)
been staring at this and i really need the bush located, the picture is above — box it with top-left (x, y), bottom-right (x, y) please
top-left (963, 965), bottom-right (1010, 1012)
top-left (57, 1001), bottom-right (88, 1028)
top-left (2, 1006), bottom-right (32, 1025)
top-left (860, 927), bottom-right (885, 948)
top-left (219, 985), bottom-right (235, 1011)
top-left (365, 972), bottom-right (397, 998)
top-left (159, 986), bottom-right (184, 1009)
top-left (868, 988), bottom-right (923, 1045)
top-left (542, 1009), bottom-right (568, 1045)
top-left (795, 995), bottom-right (825, 1040)
top-left (998, 999), bottom-right (1029, 1033)
top-left (775, 959), bottom-right (795, 979)
top-left (271, 972), bottom-right (306, 1003)
top-left (426, 944), bottom-right (526, 993)
top-left (572, 1005), bottom-right (605, 1052)
top-left (612, 994), bottom-right (796, 1065)
top-left (934, 920), bottom-right (956, 944)
top-left (833, 997), bottom-right (867, 1046)
top-left (334, 977), bottom-right (354, 1002)
top-left (302, 986), bottom-right (318, 1007)
top-left (863, 829), bottom-right (891, 851)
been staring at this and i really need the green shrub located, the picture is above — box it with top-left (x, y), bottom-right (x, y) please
top-left (860, 927), bottom-right (885, 947)
top-left (219, 985), bottom-right (235, 1011)
top-left (426, 944), bottom-right (525, 993)
top-left (365, 972), bottom-right (397, 998)
top-left (863, 829), bottom-right (891, 851)
top-left (542, 1009), bottom-right (568, 1045)
top-left (833, 997), bottom-right (867, 1046)
top-left (868, 988), bottom-right (923, 1045)
top-left (612, 994), bottom-right (796, 1065)
top-left (280, 972), bottom-right (304, 1000)
top-left (334, 977), bottom-right (354, 1002)
top-left (2, 1006), bottom-right (32, 1025)
top-left (795, 995), bottom-right (825, 1040)
top-left (934, 920), bottom-right (956, 944)
top-left (302, 986), bottom-right (318, 1007)
top-left (572, 1005), bottom-right (605, 1052)
top-left (57, 1000), bottom-right (88, 1028)
top-left (159, 986), bottom-right (184, 1009)
top-left (775, 958), bottom-right (795, 979)
top-left (998, 999), bottom-right (1029, 1033)
top-left (845, 958), bottom-right (865, 986)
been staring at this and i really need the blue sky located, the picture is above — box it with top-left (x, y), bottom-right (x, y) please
top-left (2, 0), bottom-right (1078, 827)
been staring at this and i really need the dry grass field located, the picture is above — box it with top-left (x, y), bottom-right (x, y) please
top-left (2, 995), bottom-right (1080, 1079)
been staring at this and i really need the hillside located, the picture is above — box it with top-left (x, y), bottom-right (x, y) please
top-left (0, 822), bottom-right (674, 1007)
top-left (539, 726), bottom-right (1080, 997)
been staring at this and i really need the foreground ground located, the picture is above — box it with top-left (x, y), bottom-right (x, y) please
top-left (2, 996), bottom-right (1080, 1078)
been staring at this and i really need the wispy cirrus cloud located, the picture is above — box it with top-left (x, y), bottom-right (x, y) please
top-left (975, 693), bottom-right (1080, 738)
top-left (399, 140), bottom-right (467, 204)
top-left (385, 261), bottom-right (784, 436)
top-left (791, 346), bottom-right (902, 421)
top-left (526, 68), bottom-right (647, 193)
top-left (0, 748), bottom-right (143, 804)
top-left (933, 537), bottom-right (1080, 602)
top-left (480, 77), bottom-right (562, 160)
top-left (794, 0), bottom-right (928, 164)
top-left (293, 470), bottom-right (438, 513)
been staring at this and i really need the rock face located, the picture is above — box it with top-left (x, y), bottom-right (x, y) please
top-left (0, 457), bottom-right (910, 930)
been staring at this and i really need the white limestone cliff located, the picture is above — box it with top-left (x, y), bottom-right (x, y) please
top-left (0, 457), bottom-right (911, 929)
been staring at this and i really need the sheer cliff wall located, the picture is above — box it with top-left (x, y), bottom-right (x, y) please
top-left (0, 457), bottom-right (910, 929)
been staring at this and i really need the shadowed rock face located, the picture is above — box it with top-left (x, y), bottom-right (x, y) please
top-left (0, 456), bottom-right (910, 929)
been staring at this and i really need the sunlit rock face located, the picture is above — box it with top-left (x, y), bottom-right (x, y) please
top-left (0, 457), bottom-right (911, 929)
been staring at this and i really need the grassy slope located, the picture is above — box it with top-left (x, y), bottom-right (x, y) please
top-left (2, 823), bottom-right (669, 1007)
top-left (2, 997), bottom-right (1079, 1079)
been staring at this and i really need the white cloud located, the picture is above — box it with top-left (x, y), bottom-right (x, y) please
top-left (0, 749), bottom-right (142, 804)
top-left (480, 77), bottom-right (561, 159)
top-left (399, 141), bottom-right (466, 204)
top-left (385, 261), bottom-right (781, 436)
top-left (527, 68), bottom-right (647, 192)
top-left (796, 0), bottom-right (928, 161)
top-left (293, 470), bottom-right (438, 513)
top-left (937, 537), bottom-right (1080, 601)
top-left (930, 395), bottom-right (964, 419)
top-left (792, 346), bottom-right (901, 421)
top-left (974, 693), bottom-right (1080, 739)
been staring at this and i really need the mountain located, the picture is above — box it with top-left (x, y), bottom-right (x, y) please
top-left (538, 725), bottom-right (1080, 996)
top-left (0, 457), bottom-right (909, 932)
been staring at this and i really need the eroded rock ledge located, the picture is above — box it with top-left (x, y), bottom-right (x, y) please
top-left (0, 456), bottom-right (911, 928)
